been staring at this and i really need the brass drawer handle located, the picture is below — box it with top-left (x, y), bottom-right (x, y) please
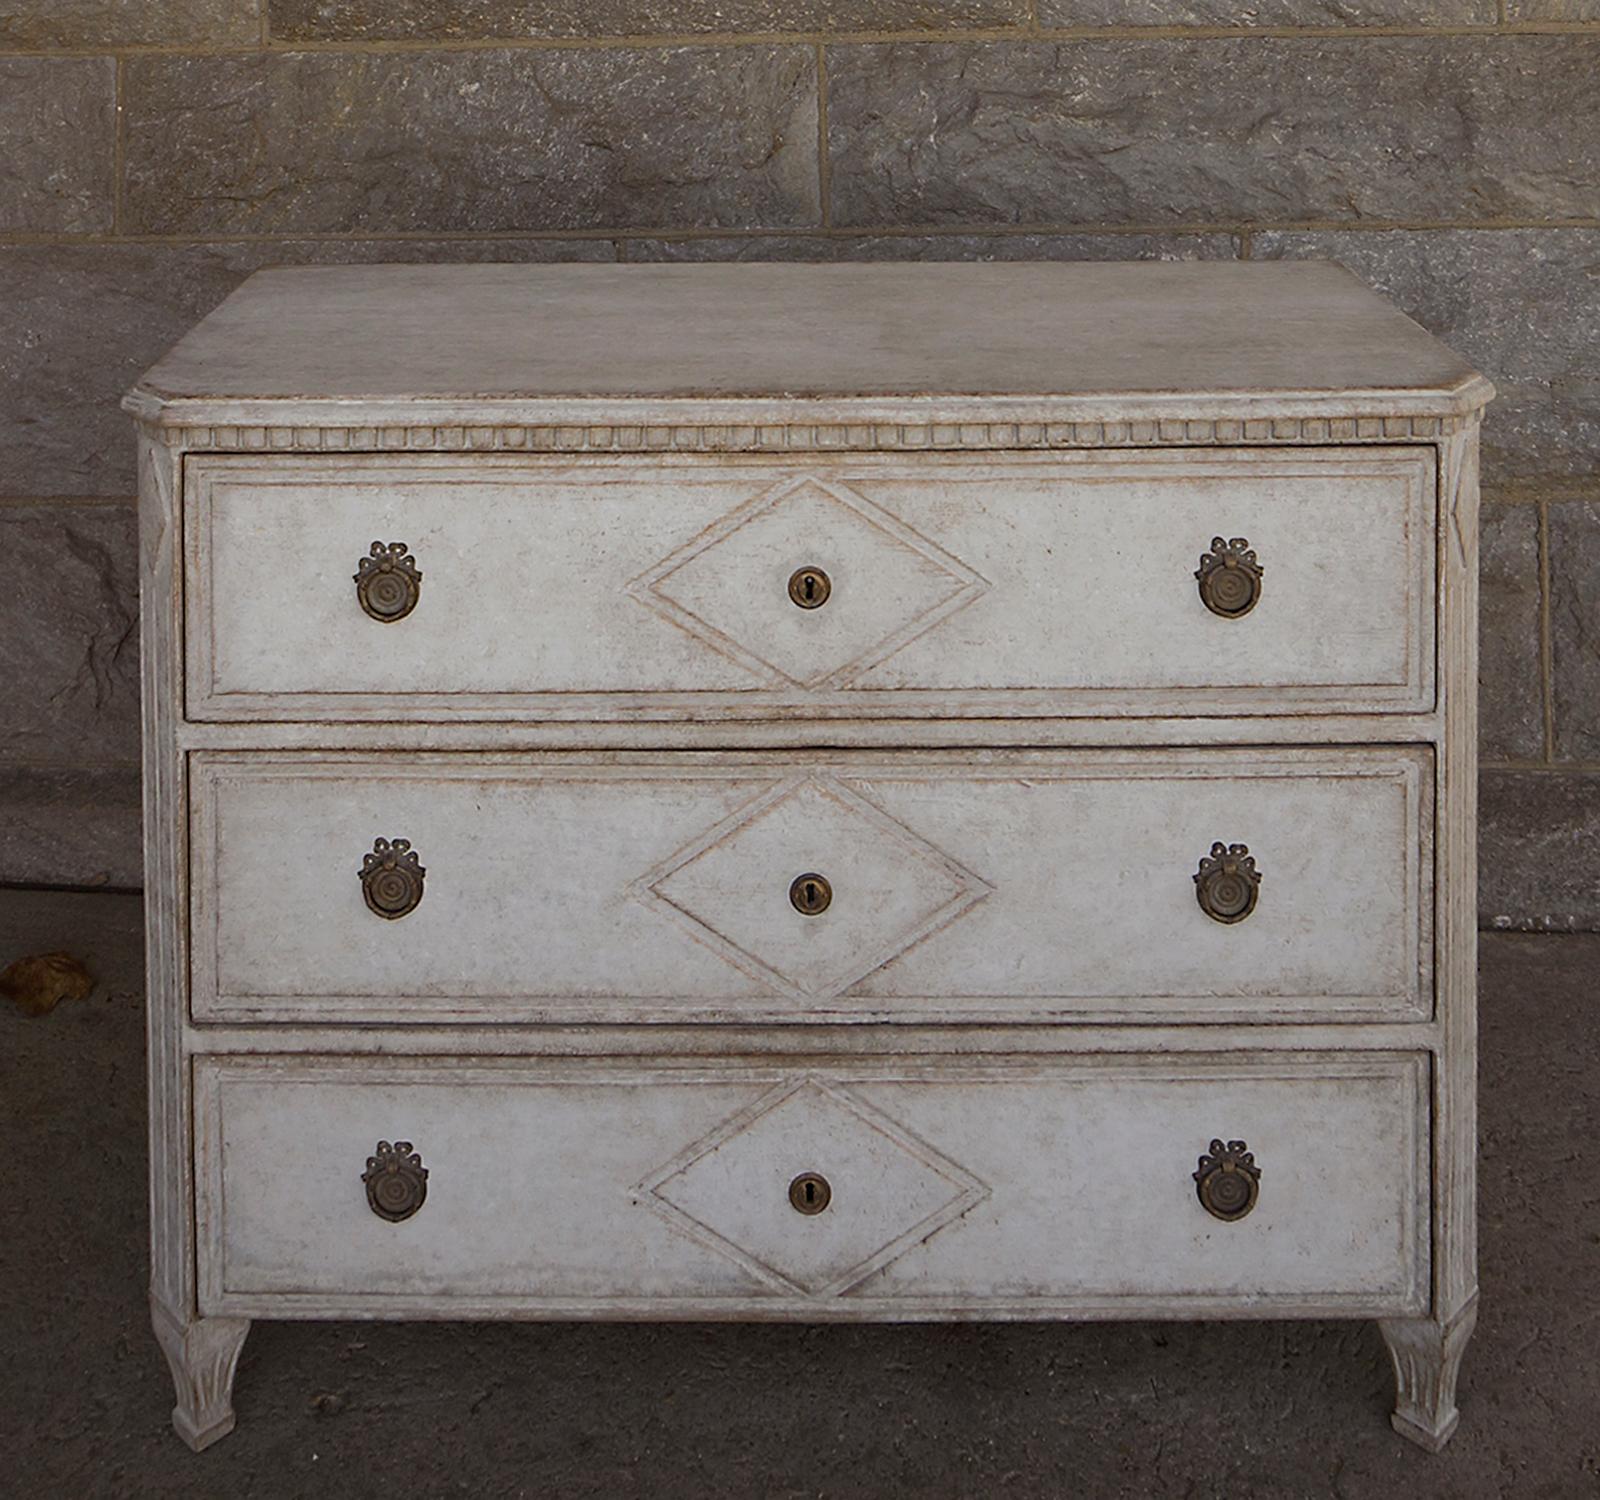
top-left (355, 540), bottom-right (422, 622)
top-left (1194, 1138), bottom-right (1260, 1222)
top-left (1195, 536), bottom-right (1262, 618)
top-left (788, 565), bottom-right (831, 610)
top-left (789, 872), bottom-right (832, 916)
top-left (1194, 841), bottom-right (1260, 924)
top-left (789, 1171), bottom-right (832, 1215)
top-left (360, 837), bottom-right (425, 919)
top-left (363, 1140), bottom-right (428, 1222)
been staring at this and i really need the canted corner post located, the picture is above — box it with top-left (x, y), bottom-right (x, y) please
top-left (1378, 1296), bottom-right (1478, 1453)
top-left (1377, 412), bottom-right (1482, 1456)
top-left (151, 1298), bottom-right (251, 1452)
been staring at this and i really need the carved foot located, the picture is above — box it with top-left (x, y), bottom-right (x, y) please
top-left (1378, 1298), bottom-right (1478, 1452)
top-left (151, 1299), bottom-right (251, 1451)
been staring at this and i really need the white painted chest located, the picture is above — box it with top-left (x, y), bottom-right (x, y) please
top-left (127, 261), bottom-right (1491, 1453)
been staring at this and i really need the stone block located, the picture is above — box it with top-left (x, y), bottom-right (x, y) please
top-left (1479, 503), bottom-right (1545, 764)
top-left (0, 0), bottom-right (257, 47)
top-left (268, 0), bottom-right (1025, 41)
top-left (620, 231), bottom-right (1239, 260)
top-left (0, 501), bottom-right (139, 768)
top-left (1548, 500), bottom-right (1600, 762)
top-left (0, 58), bottom-right (114, 234)
top-left (0, 764), bottom-right (142, 890)
top-left (1480, 770), bottom-right (1600, 931)
top-left (123, 48), bottom-right (819, 237)
top-left (1040, 0), bottom-right (1494, 20)
top-left (826, 38), bottom-right (1600, 230)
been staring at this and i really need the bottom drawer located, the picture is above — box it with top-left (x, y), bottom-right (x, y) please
top-left (196, 1052), bottom-right (1430, 1319)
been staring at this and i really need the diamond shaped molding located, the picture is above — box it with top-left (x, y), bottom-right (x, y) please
top-left (631, 775), bottom-right (993, 1003)
top-left (638, 1077), bottom-right (990, 1297)
top-left (625, 475), bottom-right (989, 689)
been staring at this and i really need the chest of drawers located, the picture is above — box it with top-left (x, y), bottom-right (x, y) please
top-left (127, 261), bottom-right (1491, 1454)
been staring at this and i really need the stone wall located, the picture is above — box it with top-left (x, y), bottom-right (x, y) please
top-left (1, 5), bottom-right (1595, 921)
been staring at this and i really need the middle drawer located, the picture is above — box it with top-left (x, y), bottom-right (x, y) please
top-left (192, 748), bottom-right (1430, 1026)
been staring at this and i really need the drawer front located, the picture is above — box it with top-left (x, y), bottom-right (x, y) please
top-left (191, 748), bottom-right (1431, 1025)
top-left (185, 448), bottom-right (1435, 721)
top-left (195, 1052), bottom-right (1430, 1318)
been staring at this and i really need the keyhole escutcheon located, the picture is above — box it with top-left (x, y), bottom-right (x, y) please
top-left (789, 1171), bottom-right (832, 1215)
top-left (790, 872), bottom-right (833, 916)
top-left (788, 566), bottom-right (832, 610)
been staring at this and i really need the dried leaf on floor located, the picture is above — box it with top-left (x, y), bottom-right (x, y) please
top-left (0, 952), bottom-right (95, 1016)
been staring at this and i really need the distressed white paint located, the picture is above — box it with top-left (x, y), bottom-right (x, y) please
top-left (194, 1053), bottom-right (1427, 1318)
top-left (150, 1300), bottom-right (249, 1453)
top-left (189, 748), bottom-right (1430, 1024)
top-left (185, 449), bottom-right (1435, 720)
top-left (131, 262), bottom-right (1486, 416)
top-left (131, 262), bottom-right (1487, 1453)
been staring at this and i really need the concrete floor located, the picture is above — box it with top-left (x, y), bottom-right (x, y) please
top-left (2, 889), bottom-right (1597, 1500)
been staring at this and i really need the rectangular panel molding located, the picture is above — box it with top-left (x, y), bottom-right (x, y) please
top-left (189, 747), bottom-right (1433, 1025)
top-left (184, 448), bottom-right (1436, 721)
top-left (195, 1052), bottom-right (1430, 1319)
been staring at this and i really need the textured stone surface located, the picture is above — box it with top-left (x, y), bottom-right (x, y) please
top-left (0, 0), bottom-right (257, 47)
top-left (0, 766), bottom-right (140, 888)
top-left (1504, 1), bottom-right (1600, 14)
top-left (1043, 0), bottom-right (1495, 19)
top-left (6, 888), bottom-right (1599, 1491)
top-left (1479, 503), bottom-right (1545, 764)
top-left (1480, 771), bottom-right (1600, 930)
top-left (1548, 501), bottom-right (1600, 762)
top-left (268, 0), bottom-right (1025, 41)
top-left (1253, 229), bottom-right (1600, 487)
top-left (123, 48), bottom-right (819, 237)
top-left (826, 38), bottom-right (1600, 229)
top-left (0, 239), bottom-right (616, 499)
top-left (621, 231), bottom-right (1240, 260)
top-left (0, 58), bottom-right (114, 234)
top-left (0, 502), bottom-right (139, 768)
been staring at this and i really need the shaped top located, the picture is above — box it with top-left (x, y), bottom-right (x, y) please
top-left (127, 260), bottom-right (1490, 425)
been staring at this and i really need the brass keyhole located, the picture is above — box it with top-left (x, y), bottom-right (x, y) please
top-left (789, 1171), bottom-right (832, 1215)
top-left (788, 566), bottom-right (832, 610)
top-left (789, 872), bottom-right (832, 916)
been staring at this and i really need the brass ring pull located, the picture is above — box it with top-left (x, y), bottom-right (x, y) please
top-left (355, 540), bottom-right (422, 622)
top-left (1195, 536), bottom-right (1262, 618)
top-left (789, 1171), bottom-right (832, 1215)
top-left (789, 872), bottom-right (832, 916)
top-left (360, 837), bottom-right (425, 920)
top-left (363, 1140), bottom-right (428, 1222)
top-left (1194, 841), bottom-right (1260, 924)
top-left (788, 566), bottom-right (831, 610)
top-left (1194, 1139), bottom-right (1259, 1222)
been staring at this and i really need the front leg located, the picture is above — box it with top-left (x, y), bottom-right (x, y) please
top-left (151, 1298), bottom-right (251, 1451)
top-left (1378, 1297), bottom-right (1477, 1452)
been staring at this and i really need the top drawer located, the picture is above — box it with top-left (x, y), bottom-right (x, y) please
top-left (183, 448), bottom-right (1436, 723)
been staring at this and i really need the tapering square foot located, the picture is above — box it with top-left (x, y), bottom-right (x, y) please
top-left (1379, 1298), bottom-right (1477, 1453)
top-left (151, 1301), bottom-right (251, 1452)
top-left (172, 1407), bottom-right (237, 1453)
top-left (1391, 1407), bottom-right (1459, 1454)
